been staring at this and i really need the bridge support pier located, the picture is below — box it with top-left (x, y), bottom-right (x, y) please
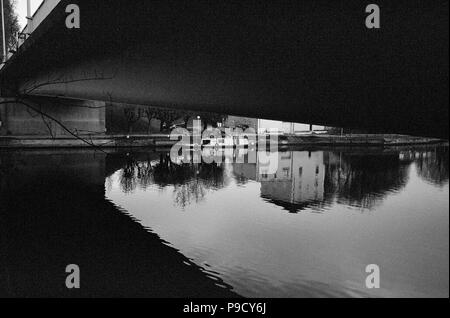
top-left (0, 97), bottom-right (106, 137)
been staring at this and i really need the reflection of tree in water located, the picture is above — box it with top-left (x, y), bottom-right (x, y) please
top-left (415, 146), bottom-right (449, 187)
top-left (118, 153), bottom-right (227, 208)
top-left (324, 153), bottom-right (410, 209)
top-left (172, 163), bottom-right (228, 209)
top-left (119, 155), bottom-right (155, 193)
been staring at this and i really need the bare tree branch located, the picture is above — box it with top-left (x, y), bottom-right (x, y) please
top-left (22, 74), bottom-right (116, 95)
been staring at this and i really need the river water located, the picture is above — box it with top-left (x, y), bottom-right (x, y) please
top-left (0, 145), bottom-right (448, 297)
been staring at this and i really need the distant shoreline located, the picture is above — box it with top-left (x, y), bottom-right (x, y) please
top-left (0, 133), bottom-right (447, 149)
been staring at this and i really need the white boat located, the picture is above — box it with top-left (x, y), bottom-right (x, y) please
top-left (201, 136), bottom-right (253, 148)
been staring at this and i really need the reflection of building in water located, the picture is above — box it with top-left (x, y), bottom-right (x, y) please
top-left (252, 151), bottom-right (325, 207)
top-left (398, 146), bottom-right (449, 186)
top-left (231, 151), bottom-right (325, 206)
top-left (259, 151), bottom-right (325, 204)
top-left (399, 150), bottom-right (434, 162)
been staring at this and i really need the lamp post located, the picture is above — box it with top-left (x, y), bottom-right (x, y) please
top-left (1, 0), bottom-right (6, 63)
top-left (26, 0), bottom-right (32, 33)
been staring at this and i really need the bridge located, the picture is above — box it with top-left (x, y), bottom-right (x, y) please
top-left (0, 0), bottom-right (448, 138)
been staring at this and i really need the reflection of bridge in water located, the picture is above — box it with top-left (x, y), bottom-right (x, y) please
top-left (0, 149), bottom-right (237, 297)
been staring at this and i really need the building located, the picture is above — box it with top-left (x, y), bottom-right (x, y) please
top-left (257, 120), bottom-right (326, 134)
top-left (225, 116), bottom-right (326, 134)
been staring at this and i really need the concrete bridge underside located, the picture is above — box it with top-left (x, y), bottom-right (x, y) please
top-left (0, 0), bottom-right (448, 138)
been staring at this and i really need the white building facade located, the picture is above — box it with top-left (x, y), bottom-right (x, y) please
top-left (257, 119), bottom-right (326, 134)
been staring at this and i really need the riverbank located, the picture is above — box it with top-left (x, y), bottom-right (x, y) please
top-left (0, 133), bottom-right (445, 149)
top-left (282, 134), bottom-right (444, 146)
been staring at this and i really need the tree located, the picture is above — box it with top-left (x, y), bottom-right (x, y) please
top-left (198, 111), bottom-right (227, 130)
top-left (180, 110), bottom-right (197, 129)
top-left (142, 106), bottom-right (188, 134)
top-left (1, 0), bottom-right (20, 61)
top-left (123, 107), bottom-right (142, 134)
top-left (156, 108), bottom-right (181, 132)
top-left (142, 107), bottom-right (159, 134)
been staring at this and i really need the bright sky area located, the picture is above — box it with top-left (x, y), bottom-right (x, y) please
top-left (15, 0), bottom-right (44, 28)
